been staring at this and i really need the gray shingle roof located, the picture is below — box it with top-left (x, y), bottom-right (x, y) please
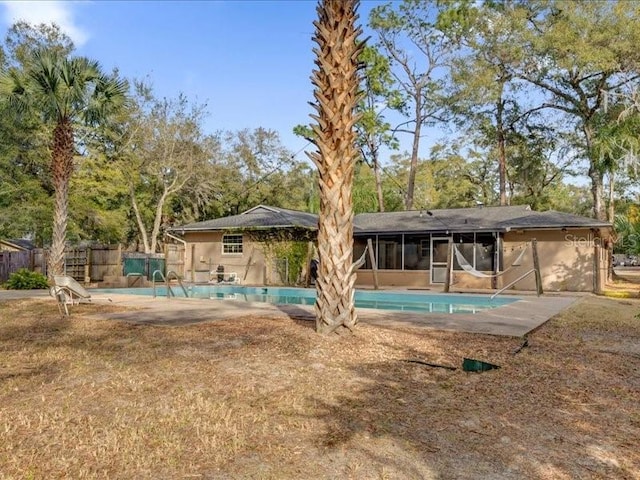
top-left (1, 238), bottom-right (36, 250)
top-left (173, 205), bottom-right (318, 232)
top-left (354, 205), bottom-right (537, 234)
top-left (355, 206), bottom-right (610, 234)
top-left (496, 210), bottom-right (610, 231)
top-left (172, 205), bottom-right (611, 235)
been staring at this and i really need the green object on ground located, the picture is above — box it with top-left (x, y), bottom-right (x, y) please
top-left (462, 358), bottom-right (500, 372)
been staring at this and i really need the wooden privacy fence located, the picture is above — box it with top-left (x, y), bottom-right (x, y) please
top-left (88, 244), bottom-right (124, 280)
top-left (0, 250), bottom-right (31, 283)
top-left (0, 243), bottom-right (186, 284)
top-left (0, 249), bottom-right (47, 283)
top-left (59, 244), bottom-right (123, 282)
top-left (165, 243), bottom-right (185, 278)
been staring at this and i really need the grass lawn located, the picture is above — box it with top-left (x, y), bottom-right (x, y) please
top-left (1, 295), bottom-right (639, 479)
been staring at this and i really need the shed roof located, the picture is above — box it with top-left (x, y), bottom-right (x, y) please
top-left (0, 238), bottom-right (36, 251)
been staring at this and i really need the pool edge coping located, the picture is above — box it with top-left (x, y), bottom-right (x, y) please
top-left (81, 290), bottom-right (579, 337)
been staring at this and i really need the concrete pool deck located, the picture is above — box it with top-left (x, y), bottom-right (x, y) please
top-left (0, 290), bottom-right (577, 337)
top-left (0, 289), bottom-right (579, 337)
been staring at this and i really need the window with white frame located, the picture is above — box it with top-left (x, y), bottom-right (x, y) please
top-left (222, 234), bottom-right (243, 254)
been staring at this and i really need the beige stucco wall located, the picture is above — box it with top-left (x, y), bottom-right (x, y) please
top-left (451, 272), bottom-right (493, 290)
top-left (182, 232), bottom-right (269, 285)
top-left (354, 270), bottom-right (497, 290)
top-left (354, 270), bottom-right (505, 289)
top-left (355, 270), bottom-right (430, 288)
top-left (500, 228), bottom-right (604, 292)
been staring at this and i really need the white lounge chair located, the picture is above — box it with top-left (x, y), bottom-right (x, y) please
top-left (50, 275), bottom-right (110, 317)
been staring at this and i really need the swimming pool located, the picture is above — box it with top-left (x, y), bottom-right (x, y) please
top-left (95, 285), bottom-right (519, 314)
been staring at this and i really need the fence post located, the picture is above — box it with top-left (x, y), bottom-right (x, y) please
top-left (305, 241), bottom-right (314, 287)
top-left (190, 245), bottom-right (195, 283)
top-left (532, 238), bottom-right (544, 296)
top-left (444, 238), bottom-right (453, 293)
top-left (117, 244), bottom-right (122, 276)
top-left (84, 247), bottom-right (91, 284)
top-left (367, 238), bottom-right (379, 290)
top-left (594, 243), bottom-right (604, 295)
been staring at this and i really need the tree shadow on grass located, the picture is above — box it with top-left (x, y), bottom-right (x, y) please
top-left (274, 303), bottom-right (316, 330)
top-left (1, 298), bottom-right (322, 367)
top-left (305, 336), bottom-right (640, 479)
top-left (0, 300), bottom-right (71, 343)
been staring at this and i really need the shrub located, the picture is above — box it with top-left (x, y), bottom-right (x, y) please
top-left (4, 269), bottom-right (49, 290)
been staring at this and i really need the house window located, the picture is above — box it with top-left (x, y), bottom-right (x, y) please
top-left (222, 234), bottom-right (243, 254)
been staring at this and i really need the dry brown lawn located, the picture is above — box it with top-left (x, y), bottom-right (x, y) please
top-left (1, 295), bottom-right (639, 479)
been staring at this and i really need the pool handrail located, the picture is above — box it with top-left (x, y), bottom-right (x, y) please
top-left (167, 270), bottom-right (189, 298)
top-left (151, 270), bottom-right (168, 298)
top-left (490, 268), bottom-right (539, 300)
top-left (152, 269), bottom-right (189, 299)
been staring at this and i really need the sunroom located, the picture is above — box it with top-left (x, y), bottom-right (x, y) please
top-left (353, 230), bottom-right (501, 288)
top-left (352, 206), bottom-right (612, 292)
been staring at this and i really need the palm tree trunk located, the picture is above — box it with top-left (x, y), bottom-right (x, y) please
top-left (48, 118), bottom-right (74, 279)
top-left (308, 0), bottom-right (363, 333)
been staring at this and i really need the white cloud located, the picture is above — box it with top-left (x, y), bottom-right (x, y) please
top-left (1, 1), bottom-right (89, 46)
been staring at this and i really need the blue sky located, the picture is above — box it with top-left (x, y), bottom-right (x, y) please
top-left (0, 0), bottom-right (388, 159)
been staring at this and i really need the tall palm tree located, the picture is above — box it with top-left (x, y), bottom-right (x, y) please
top-left (308, 0), bottom-right (364, 333)
top-left (0, 50), bottom-right (127, 278)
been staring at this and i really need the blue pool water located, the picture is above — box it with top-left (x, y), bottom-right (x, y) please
top-left (95, 285), bottom-right (519, 314)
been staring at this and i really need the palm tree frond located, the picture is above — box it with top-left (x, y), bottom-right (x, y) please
top-left (0, 46), bottom-right (129, 278)
top-left (0, 67), bottom-right (31, 115)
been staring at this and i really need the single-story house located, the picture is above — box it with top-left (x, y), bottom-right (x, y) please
top-left (170, 204), bottom-right (612, 293)
top-left (171, 205), bottom-right (318, 284)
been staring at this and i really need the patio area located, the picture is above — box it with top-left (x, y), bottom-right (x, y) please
top-left (22, 289), bottom-right (581, 337)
